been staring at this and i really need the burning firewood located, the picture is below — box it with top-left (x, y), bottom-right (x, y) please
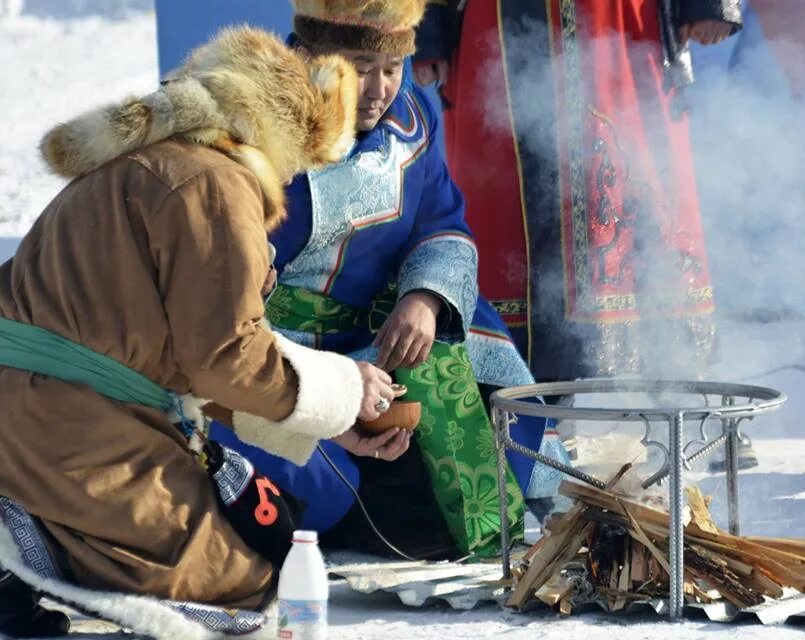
top-left (507, 468), bottom-right (805, 614)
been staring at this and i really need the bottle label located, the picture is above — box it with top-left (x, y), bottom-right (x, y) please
top-left (277, 599), bottom-right (327, 640)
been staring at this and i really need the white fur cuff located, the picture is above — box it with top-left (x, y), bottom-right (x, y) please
top-left (234, 423), bottom-right (319, 466)
top-left (232, 334), bottom-right (362, 464)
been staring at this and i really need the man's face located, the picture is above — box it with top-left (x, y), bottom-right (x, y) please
top-left (336, 50), bottom-right (405, 131)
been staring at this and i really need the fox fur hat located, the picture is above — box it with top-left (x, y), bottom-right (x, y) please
top-left (40, 26), bottom-right (359, 230)
top-left (292, 0), bottom-right (428, 56)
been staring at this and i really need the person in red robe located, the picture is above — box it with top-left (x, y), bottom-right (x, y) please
top-left (414, 0), bottom-right (741, 381)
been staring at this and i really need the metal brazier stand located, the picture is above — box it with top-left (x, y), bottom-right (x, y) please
top-left (491, 379), bottom-right (786, 619)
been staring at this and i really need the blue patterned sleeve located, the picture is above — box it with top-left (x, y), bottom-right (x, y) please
top-left (396, 90), bottom-right (478, 342)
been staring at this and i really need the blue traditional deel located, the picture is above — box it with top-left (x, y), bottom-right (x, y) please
top-left (212, 79), bottom-right (548, 532)
top-left (273, 86), bottom-right (474, 344)
top-left (156, 2), bottom-right (558, 533)
top-left (208, 79), bottom-right (549, 533)
top-left (270, 74), bottom-right (533, 387)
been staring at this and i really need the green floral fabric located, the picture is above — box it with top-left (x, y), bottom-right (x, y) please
top-left (266, 284), bottom-right (365, 335)
top-left (397, 343), bottom-right (524, 556)
top-left (267, 285), bottom-right (524, 556)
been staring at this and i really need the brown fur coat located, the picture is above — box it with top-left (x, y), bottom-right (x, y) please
top-left (40, 25), bottom-right (359, 231)
top-left (0, 28), bottom-right (363, 609)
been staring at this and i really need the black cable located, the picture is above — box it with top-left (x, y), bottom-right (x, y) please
top-left (316, 444), bottom-right (419, 562)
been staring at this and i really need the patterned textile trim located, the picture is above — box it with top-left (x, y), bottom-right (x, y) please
top-left (582, 313), bottom-right (717, 377)
top-left (555, 0), bottom-right (593, 313)
top-left (164, 601), bottom-right (266, 636)
top-left (383, 90), bottom-right (427, 141)
top-left (574, 286), bottom-right (715, 318)
top-left (465, 327), bottom-right (534, 388)
top-left (0, 508), bottom-right (270, 638)
top-left (0, 496), bottom-right (59, 580)
top-left (398, 233), bottom-right (478, 337)
top-left (489, 298), bottom-right (528, 316)
top-left (281, 111), bottom-right (429, 296)
top-left (212, 447), bottom-right (256, 507)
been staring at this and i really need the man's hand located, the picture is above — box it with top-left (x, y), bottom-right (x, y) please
top-left (373, 292), bottom-right (441, 371)
top-left (331, 426), bottom-right (412, 462)
top-left (356, 361), bottom-right (395, 421)
top-left (678, 20), bottom-right (732, 46)
top-left (413, 60), bottom-right (450, 88)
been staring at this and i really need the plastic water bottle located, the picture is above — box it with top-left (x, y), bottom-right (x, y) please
top-left (277, 530), bottom-right (328, 640)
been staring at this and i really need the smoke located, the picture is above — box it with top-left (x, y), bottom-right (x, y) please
top-left (473, 11), bottom-right (805, 382)
top-left (689, 41), bottom-right (805, 322)
top-left (470, 12), bottom-right (805, 509)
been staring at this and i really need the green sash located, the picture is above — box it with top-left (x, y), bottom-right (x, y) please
top-left (0, 316), bottom-right (171, 410)
top-left (266, 285), bottom-right (365, 335)
top-left (266, 284), bottom-right (525, 556)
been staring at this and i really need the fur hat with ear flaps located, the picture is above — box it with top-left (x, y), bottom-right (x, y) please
top-left (292, 0), bottom-right (428, 56)
top-left (39, 26), bottom-right (359, 231)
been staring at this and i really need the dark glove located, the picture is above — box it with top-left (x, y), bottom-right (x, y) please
top-left (204, 441), bottom-right (307, 567)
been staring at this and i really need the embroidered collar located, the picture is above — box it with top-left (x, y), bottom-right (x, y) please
top-left (352, 89), bottom-right (427, 154)
top-left (285, 34), bottom-right (427, 155)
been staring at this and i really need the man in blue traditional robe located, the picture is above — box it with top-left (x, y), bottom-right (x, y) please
top-left (211, 0), bottom-right (569, 560)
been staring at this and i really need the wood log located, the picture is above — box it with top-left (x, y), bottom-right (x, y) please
top-left (515, 476), bottom-right (804, 612)
top-left (745, 568), bottom-right (785, 599)
top-left (684, 536), bottom-right (805, 590)
top-left (535, 573), bottom-right (576, 607)
top-left (684, 485), bottom-right (719, 535)
top-left (630, 541), bottom-right (648, 584)
top-left (506, 465), bottom-right (632, 609)
top-left (560, 481), bottom-right (805, 578)
top-left (559, 482), bottom-right (689, 533)
top-left (587, 506), bottom-right (716, 603)
top-left (506, 509), bottom-right (594, 608)
top-left (684, 543), bottom-right (765, 609)
top-left (613, 541), bottom-right (631, 611)
top-left (702, 533), bottom-right (805, 570)
top-left (746, 537), bottom-right (805, 556)
top-left (576, 496), bottom-right (789, 604)
top-left (611, 518), bottom-right (801, 590)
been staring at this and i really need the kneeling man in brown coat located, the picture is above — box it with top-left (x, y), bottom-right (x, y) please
top-left (0, 26), bottom-right (405, 637)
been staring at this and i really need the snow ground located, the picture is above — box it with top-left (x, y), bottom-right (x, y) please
top-left (0, 4), bottom-right (157, 241)
top-left (1, 2), bottom-right (803, 638)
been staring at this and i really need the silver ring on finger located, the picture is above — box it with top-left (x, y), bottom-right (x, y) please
top-left (375, 397), bottom-right (391, 413)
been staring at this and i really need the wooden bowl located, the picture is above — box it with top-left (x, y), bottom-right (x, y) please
top-left (357, 400), bottom-right (422, 434)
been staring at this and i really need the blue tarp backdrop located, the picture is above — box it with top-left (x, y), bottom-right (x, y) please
top-left (155, 0), bottom-right (293, 76)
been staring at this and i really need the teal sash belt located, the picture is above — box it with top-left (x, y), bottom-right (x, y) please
top-left (0, 316), bottom-right (171, 410)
